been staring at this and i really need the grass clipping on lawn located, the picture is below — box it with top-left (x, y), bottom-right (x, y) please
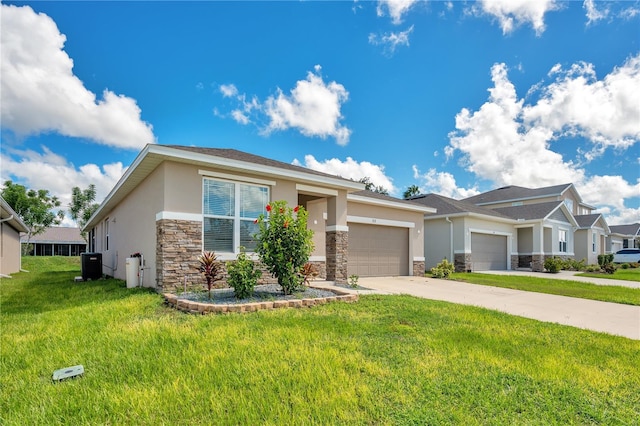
top-left (2, 257), bottom-right (639, 425)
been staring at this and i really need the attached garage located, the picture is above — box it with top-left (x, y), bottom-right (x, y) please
top-left (471, 233), bottom-right (507, 271)
top-left (348, 223), bottom-right (409, 277)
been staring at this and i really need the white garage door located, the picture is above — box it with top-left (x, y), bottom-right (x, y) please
top-left (471, 233), bottom-right (507, 271)
top-left (348, 223), bottom-right (409, 277)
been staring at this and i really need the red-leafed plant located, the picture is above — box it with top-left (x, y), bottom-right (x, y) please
top-left (198, 251), bottom-right (223, 300)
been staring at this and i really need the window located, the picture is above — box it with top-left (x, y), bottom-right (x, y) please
top-left (203, 178), bottom-right (269, 253)
top-left (559, 229), bottom-right (567, 253)
top-left (564, 199), bottom-right (574, 213)
top-left (104, 218), bottom-right (109, 251)
top-left (592, 233), bottom-right (597, 253)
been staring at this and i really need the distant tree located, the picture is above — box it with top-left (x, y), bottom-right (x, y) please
top-left (403, 185), bottom-right (421, 199)
top-left (358, 177), bottom-right (389, 195)
top-left (1, 180), bottom-right (64, 252)
top-left (69, 184), bottom-right (100, 242)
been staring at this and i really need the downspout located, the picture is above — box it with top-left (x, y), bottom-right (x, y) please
top-left (445, 216), bottom-right (453, 264)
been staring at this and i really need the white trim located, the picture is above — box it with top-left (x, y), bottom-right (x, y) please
top-left (199, 169), bottom-right (276, 186)
top-left (413, 256), bottom-right (425, 262)
top-left (348, 194), bottom-right (436, 213)
top-left (468, 228), bottom-right (512, 237)
top-left (296, 184), bottom-right (337, 197)
top-left (156, 211), bottom-right (202, 222)
top-left (309, 256), bottom-right (326, 262)
top-left (348, 215), bottom-right (415, 228)
top-left (454, 250), bottom-right (470, 254)
top-left (327, 225), bottom-right (349, 232)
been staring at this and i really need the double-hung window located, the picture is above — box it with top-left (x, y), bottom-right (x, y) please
top-left (203, 178), bottom-right (269, 253)
top-left (558, 229), bottom-right (567, 253)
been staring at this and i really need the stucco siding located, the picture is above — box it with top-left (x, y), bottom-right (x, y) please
top-left (1, 223), bottom-right (22, 275)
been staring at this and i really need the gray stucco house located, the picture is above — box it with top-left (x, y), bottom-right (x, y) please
top-left (1, 196), bottom-right (29, 277)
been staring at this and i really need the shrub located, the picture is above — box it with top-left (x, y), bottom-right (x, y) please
top-left (563, 258), bottom-right (586, 271)
top-left (431, 258), bottom-right (455, 279)
top-left (544, 256), bottom-right (563, 273)
top-left (585, 264), bottom-right (601, 272)
top-left (255, 200), bottom-right (314, 295)
top-left (630, 262), bottom-right (640, 269)
top-left (620, 263), bottom-right (630, 270)
top-left (602, 263), bottom-right (617, 274)
top-left (301, 263), bottom-right (319, 286)
top-left (606, 253), bottom-right (614, 265)
top-left (348, 274), bottom-right (359, 288)
top-left (597, 254), bottom-right (606, 267)
top-left (198, 251), bottom-right (223, 300)
top-left (226, 247), bottom-right (262, 299)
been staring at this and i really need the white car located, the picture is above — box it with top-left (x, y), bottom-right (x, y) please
top-left (612, 248), bottom-right (640, 263)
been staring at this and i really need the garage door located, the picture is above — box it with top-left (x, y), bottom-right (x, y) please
top-left (348, 223), bottom-right (409, 277)
top-left (471, 233), bottom-right (507, 271)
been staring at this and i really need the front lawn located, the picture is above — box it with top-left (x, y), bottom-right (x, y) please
top-left (577, 267), bottom-right (640, 282)
top-left (2, 257), bottom-right (639, 424)
top-left (450, 272), bottom-right (640, 306)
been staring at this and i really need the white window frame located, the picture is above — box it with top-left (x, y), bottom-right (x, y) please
top-left (104, 218), bottom-right (110, 251)
top-left (558, 229), bottom-right (567, 253)
top-left (202, 177), bottom-right (269, 256)
top-left (592, 232), bottom-right (597, 253)
top-left (564, 199), bottom-right (574, 213)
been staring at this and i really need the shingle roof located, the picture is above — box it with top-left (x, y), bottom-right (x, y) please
top-left (609, 223), bottom-right (640, 236)
top-left (410, 193), bottom-right (513, 219)
top-left (21, 227), bottom-right (85, 244)
top-left (462, 183), bottom-right (573, 205)
top-left (574, 214), bottom-right (602, 228)
top-left (165, 145), bottom-right (356, 183)
top-left (491, 201), bottom-right (564, 221)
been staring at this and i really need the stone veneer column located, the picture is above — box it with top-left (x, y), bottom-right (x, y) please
top-left (531, 254), bottom-right (545, 272)
top-left (510, 255), bottom-right (519, 271)
top-left (156, 219), bottom-right (202, 293)
top-left (413, 260), bottom-right (425, 277)
top-left (326, 230), bottom-right (348, 284)
top-left (454, 253), bottom-right (472, 272)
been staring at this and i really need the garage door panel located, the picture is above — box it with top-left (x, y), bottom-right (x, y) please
top-left (471, 233), bottom-right (507, 271)
top-left (348, 223), bottom-right (409, 277)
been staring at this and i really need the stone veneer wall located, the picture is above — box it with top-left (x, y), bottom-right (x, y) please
top-left (308, 260), bottom-right (327, 280)
top-left (156, 219), bottom-right (279, 293)
top-left (531, 254), bottom-right (545, 272)
top-left (326, 230), bottom-right (348, 284)
top-left (518, 255), bottom-right (533, 268)
top-left (413, 260), bottom-right (425, 277)
top-left (454, 253), bottom-right (472, 272)
top-left (510, 255), bottom-right (519, 271)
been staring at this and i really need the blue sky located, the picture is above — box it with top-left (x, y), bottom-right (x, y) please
top-left (1, 0), bottom-right (639, 225)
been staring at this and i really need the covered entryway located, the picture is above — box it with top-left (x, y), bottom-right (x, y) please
top-left (471, 233), bottom-right (507, 270)
top-left (348, 223), bottom-right (409, 277)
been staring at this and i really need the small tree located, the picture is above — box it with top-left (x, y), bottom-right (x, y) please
top-left (255, 201), bottom-right (314, 295)
top-left (198, 251), bottom-right (223, 300)
top-left (69, 184), bottom-right (100, 242)
top-left (1, 180), bottom-right (64, 253)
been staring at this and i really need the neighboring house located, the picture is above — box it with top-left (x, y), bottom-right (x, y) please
top-left (412, 194), bottom-right (577, 272)
top-left (83, 145), bottom-right (434, 292)
top-left (0, 196), bottom-right (29, 277)
top-left (21, 227), bottom-right (87, 256)
top-left (608, 223), bottom-right (640, 253)
top-left (413, 183), bottom-right (612, 272)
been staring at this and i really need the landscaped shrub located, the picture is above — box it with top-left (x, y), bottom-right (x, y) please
top-left (562, 258), bottom-right (586, 271)
top-left (198, 251), bottom-right (223, 300)
top-left (597, 254), bottom-right (606, 267)
top-left (602, 263), bottom-right (617, 274)
top-left (431, 258), bottom-right (455, 279)
top-left (620, 263), bottom-right (630, 270)
top-left (226, 247), bottom-right (262, 299)
top-left (301, 262), bottom-right (319, 286)
top-left (606, 253), bottom-right (614, 264)
top-left (255, 200), bottom-right (314, 295)
top-left (584, 264), bottom-right (601, 272)
top-left (543, 256), bottom-right (563, 273)
top-left (630, 262), bottom-right (640, 269)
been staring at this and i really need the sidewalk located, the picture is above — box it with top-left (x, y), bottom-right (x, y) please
top-left (475, 269), bottom-right (640, 289)
top-left (315, 276), bottom-right (640, 340)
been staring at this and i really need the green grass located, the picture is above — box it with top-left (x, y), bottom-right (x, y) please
top-left (577, 268), bottom-right (640, 282)
top-left (450, 272), bottom-right (640, 306)
top-left (2, 257), bottom-right (639, 425)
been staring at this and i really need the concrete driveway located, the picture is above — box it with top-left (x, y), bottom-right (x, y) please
top-left (318, 276), bottom-right (640, 340)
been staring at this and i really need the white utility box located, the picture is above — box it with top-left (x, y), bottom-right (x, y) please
top-left (125, 257), bottom-right (140, 288)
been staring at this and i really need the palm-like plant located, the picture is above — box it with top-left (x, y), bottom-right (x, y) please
top-left (198, 251), bottom-right (223, 300)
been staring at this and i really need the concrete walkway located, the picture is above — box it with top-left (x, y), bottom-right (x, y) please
top-left (315, 276), bottom-right (640, 340)
top-left (476, 269), bottom-right (640, 289)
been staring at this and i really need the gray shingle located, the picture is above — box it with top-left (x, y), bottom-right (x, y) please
top-left (462, 183), bottom-right (572, 205)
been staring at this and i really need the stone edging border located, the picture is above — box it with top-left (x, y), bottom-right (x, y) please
top-left (163, 286), bottom-right (358, 314)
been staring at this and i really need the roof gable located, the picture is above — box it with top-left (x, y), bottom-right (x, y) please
top-left (609, 223), bottom-right (640, 236)
top-left (462, 183), bottom-right (574, 205)
top-left (491, 201), bottom-right (577, 224)
top-left (411, 193), bottom-right (514, 220)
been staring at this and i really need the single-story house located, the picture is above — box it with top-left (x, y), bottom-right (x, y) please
top-left (1, 196), bottom-right (29, 277)
top-left (83, 144), bottom-right (435, 292)
top-left (412, 193), bottom-right (578, 272)
top-left (21, 227), bottom-right (87, 256)
top-left (608, 223), bottom-right (640, 253)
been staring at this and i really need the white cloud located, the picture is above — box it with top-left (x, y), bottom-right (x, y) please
top-left (293, 154), bottom-right (395, 193)
top-left (412, 165), bottom-right (480, 199)
top-left (447, 57), bottom-right (639, 223)
top-left (368, 25), bottom-right (414, 56)
top-left (0, 4), bottom-right (155, 149)
top-left (583, 0), bottom-right (608, 25)
top-left (376, 0), bottom-right (417, 25)
top-left (1, 146), bottom-right (126, 225)
top-left (263, 67), bottom-right (351, 145)
top-left (475, 0), bottom-right (559, 35)
top-left (523, 54), bottom-right (640, 154)
top-left (220, 84), bottom-right (238, 97)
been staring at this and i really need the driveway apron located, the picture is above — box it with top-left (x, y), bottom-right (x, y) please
top-left (348, 276), bottom-right (640, 340)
